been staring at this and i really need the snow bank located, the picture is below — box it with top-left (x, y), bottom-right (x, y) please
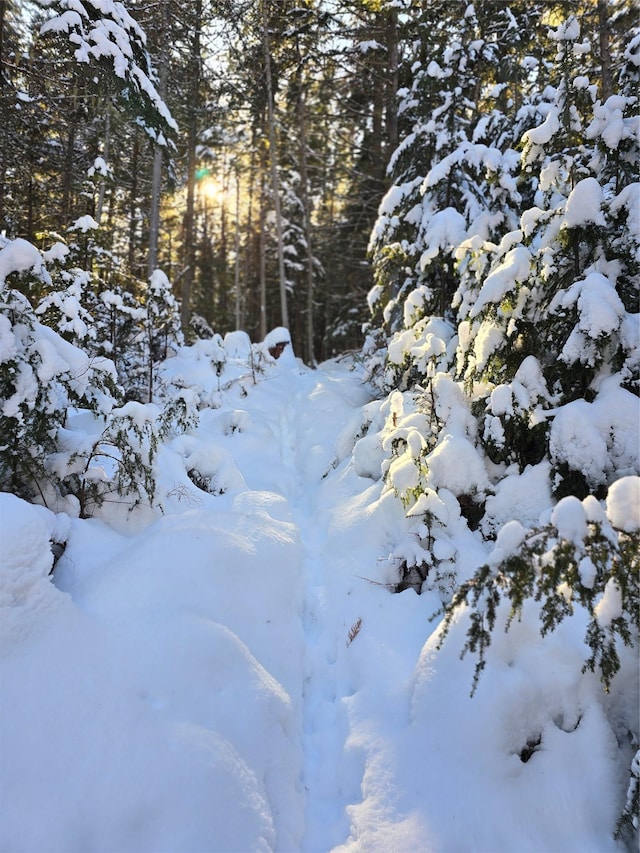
top-left (0, 494), bottom-right (70, 642)
top-left (1, 495), bottom-right (305, 852)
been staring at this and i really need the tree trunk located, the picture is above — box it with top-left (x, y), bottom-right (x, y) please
top-left (259, 154), bottom-right (267, 340)
top-left (128, 133), bottom-right (140, 274)
top-left (296, 68), bottom-right (315, 365)
top-left (385, 6), bottom-right (399, 157)
top-left (61, 76), bottom-right (78, 229)
top-left (261, 0), bottom-right (288, 331)
top-left (234, 166), bottom-right (241, 329)
top-left (147, 0), bottom-right (170, 277)
top-left (95, 105), bottom-right (111, 224)
top-left (243, 127), bottom-right (259, 334)
top-left (0, 0), bottom-right (6, 85)
top-left (180, 0), bottom-right (202, 332)
top-left (597, 0), bottom-right (613, 100)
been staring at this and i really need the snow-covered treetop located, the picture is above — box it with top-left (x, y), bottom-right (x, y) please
top-left (39, 0), bottom-right (177, 143)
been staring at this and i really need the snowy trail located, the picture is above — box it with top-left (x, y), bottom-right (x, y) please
top-left (286, 377), bottom-right (360, 852)
top-left (236, 361), bottom-right (373, 851)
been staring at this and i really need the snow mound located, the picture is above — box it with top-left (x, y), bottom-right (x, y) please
top-left (0, 494), bottom-right (70, 642)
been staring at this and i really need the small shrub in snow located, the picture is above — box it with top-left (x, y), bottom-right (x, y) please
top-left (0, 252), bottom-right (117, 504)
top-left (58, 403), bottom-right (160, 517)
top-left (437, 484), bottom-right (639, 696)
top-left (0, 239), bottom-right (195, 518)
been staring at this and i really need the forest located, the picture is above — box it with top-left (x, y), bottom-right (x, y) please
top-left (0, 0), bottom-right (639, 851)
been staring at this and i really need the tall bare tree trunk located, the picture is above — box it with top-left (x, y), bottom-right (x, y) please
top-left (180, 0), bottom-right (202, 332)
top-left (95, 106), bottom-right (111, 224)
top-left (61, 75), bottom-right (78, 229)
top-left (128, 133), bottom-right (140, 273)
top-left (244, 128), bottom-right (259, 333)
top-left (386, 6), bottom-right (399, 157)
top-left (0, 0), bottom-right (7, 228)
top-left (0, 0), bottom-right (5, 77)
top-left (261, 0), bottom-right (288, 330)
top-left (259, 149), bottom-right (267, 339)
top-left (296, 76), bottom-right (315, 365)
top-left (234, 166), bottom-right (241, 329)
top-left (597, 0), bottom-right (613, 100)
top-left (148, 0), bottom-right (170, 277)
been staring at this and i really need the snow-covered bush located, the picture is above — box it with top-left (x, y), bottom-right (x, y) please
top-left (438, 482), bottom-right (639, 695)
top-left (157, 327), bottom-right (294, 410)
top-left (0, 238), bottom-right (194, 519)
top-left (0, 240), bottom-right (117, 504)
top-left (366, 3), bottom-right (542, 393)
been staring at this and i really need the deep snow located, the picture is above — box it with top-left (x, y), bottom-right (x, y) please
top-left (0, 345), bottom-right (634, 852)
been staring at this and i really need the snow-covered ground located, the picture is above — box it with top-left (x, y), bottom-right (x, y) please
top-left (0, 343), bottom-right (634, 852)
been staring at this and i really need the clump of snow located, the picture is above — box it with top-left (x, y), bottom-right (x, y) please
top-left (68, 214), bottom-right (99, 232)
top-left (223, 330), bottom-right (252, 359)
top-left (489, 384), bottom-right (513, 417)
top-left (407, 488), bottom-right (452, 525)
top-left (263, 326), bottom-right (291, 349)
top-left (563, 178), bottom-right (606, 228)
top-left (549, 17), bottom-right (581, 43)
top-left (594, 579), bottom-right (623, 628)
top-left (0, 238), bottom-right (42, 285)
top-left (88, 156), bottom-right (110, 177)
top-left (579, 556), bottom-right (597, 589)
top-left (551, 495), bottom-right (588, 544)
top-left (523, 108), bottom-right (560, 149)
top-left (352, 433), bottom-right (384, 480)
top-left (42, 241), bottom-right (69, 263)
top-left (470, 245), bottom-right (531, 319)
top-left (483, 463), bottom-right (552, 535)
top-left (418, 208), bottom-right (467, 266)
top-left (426, 434), bottom-right (489, 497)
top-left (489, 519), bottom-right (527, 564)
top-left (606, 476), bottom-right (640, 532)
top-left (550, 379), bottom-right (639, 487)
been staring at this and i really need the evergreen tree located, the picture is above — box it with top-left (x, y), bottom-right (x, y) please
top-left (456, 18), bottom-right (639, 491)
top-left (363, 9), bottom-right (639, 835)
top-left (367, 1), bottom-right (545, 390)
top-left (0, 238), bottom-right (117, 504)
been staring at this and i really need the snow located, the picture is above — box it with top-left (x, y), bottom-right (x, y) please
top-left (418, 207), bottom-right (467, 265)
top-left (551, 495), bottom-right (589, 544)
top-left (563, 177), bottom-right (606, 228)
top-left (483, 462), bottom-right (552, 535)
top-left (469, 245), bottom-right (531, 318)
top-left (68, 214), bottom-right (100, 232)
top-left (586, 95), bottom-right (636, 151)
top-left (0, 238), bottom-right (42, 284)
top-left (549, 379), bottom-right (640, 487)
top-left (490, 519), bottom-right (526, 563)
top-left (426, 433), bottom-right (489, 496)
top-left (594, 579), bottom-right (623, 628)
top-left (523, 107), bottom-right (560, 147)
top-left (606, 476), bottom-right (640, 532)
top-left (489, 383), bottom-right (513, 416)
top-left (550, 17), bottom-right (581, 43)
top-left (0, 341), bottom-right (634, 852)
